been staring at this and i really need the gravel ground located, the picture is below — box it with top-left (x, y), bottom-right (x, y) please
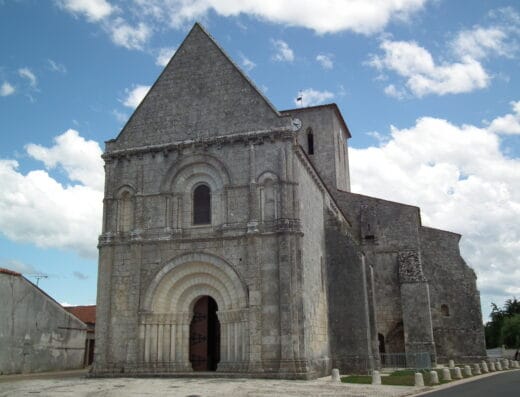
top-left (0, 371), bottom-right (428, 397)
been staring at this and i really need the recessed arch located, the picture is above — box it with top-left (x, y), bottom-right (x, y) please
top-left (142, 252), bottom-right (248, 313)
top-left (160, 154), bottom-right (231, 193)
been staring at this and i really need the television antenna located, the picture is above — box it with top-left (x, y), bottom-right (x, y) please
top-left (27, 273), bottom-right (48, 286)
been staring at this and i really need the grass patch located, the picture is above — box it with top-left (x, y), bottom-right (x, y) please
top-left (341, 369), bottom-right (452, 387)
top-left (341, 375), bottom-right (371, 384)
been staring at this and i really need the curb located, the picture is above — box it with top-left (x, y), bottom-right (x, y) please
top-left (409, 368), bottom-right (520, 396)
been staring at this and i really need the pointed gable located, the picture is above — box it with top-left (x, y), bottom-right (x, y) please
top-left (111, 23), bottom-right (290, 150)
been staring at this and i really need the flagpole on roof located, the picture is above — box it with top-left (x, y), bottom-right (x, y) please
top-left (296, 90), bottom-right (303, 108)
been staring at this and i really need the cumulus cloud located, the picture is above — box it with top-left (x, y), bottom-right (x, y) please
top-left (370, 13), bottom-right (520, 98)
top-left (133, 0), bottom-right (427, 35)
top-left (155, 47), bottom-right (177, 67)
top-left (369, 39), bottom-right (489, 97)
top-left (18, 68), bottom-right (37, 87)
top-left (55, 1), bottom-right (152, 50)
top-left (487, 100), bottom-right (520, 135)
top-left (349, 101), bottom-right (520, 318)
top-left (25, 129), bottom-right (104, 190)
top-left (451, 27), bottom-right (511, 60)
top-left (271, 39), bottom-right (294, 62)
top-left (294, 88), bottom-right (334, 107)
top-left (122, 84), bottom-right (150, 108)
top-left (0, 130), bottom-right (104, 258)
top-left (0, 82), bottom-right (15, 96)
top-left (316, 54), bottom-right (334, 70)
top-left (56, 0), bottom-right (114, 22)
top-left (109, 18), bottom-right (151, 50)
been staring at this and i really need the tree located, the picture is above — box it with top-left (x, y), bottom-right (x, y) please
top-left (501, 314), bottom-right (520, 349)
top-left (484, 297), bottom-right (520, 348)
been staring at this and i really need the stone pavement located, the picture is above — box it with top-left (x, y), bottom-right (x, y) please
top-left (0, 371), bottom-right (426, 397)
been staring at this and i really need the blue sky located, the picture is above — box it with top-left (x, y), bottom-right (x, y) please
top-left (0, 0), bottom-right (519, 321)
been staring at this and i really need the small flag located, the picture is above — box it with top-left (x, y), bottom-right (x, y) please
top-left (296, 95), bottom-right (302, 102)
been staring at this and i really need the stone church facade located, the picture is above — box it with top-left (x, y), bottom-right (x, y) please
top-left (93, 24), bottom-right (486, 379)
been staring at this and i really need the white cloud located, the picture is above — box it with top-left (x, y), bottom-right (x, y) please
top-left (294, 88), bottom-right (334, 107)
top-left (487, 101), bottom-right (520, 135)
top-left (0, 82), bottom-right (15, 96)
top-left (349, 103), bottom-right (520, 319)
top-left (383, 83), bottom-right (406, 99)
top-left (370, 39), bottom-right (490, 97)
top-left (316, 54), bottom-right (333, 69)
top-left (370, 12), bottom-right (520, 98)
top-left (451, 27), bottom-right (510, 60)
top-left (56, 0), bottom-right (114, 22)
top-left (155, 47), bottom-right (177, 67)
top-left (271, 39), bottom-right (294, 62)
top-left (18, 67), bottom-right (37, 87)
top-left (0, 130), bottom-right (104, 258)
top-left (122, 84), bottom-right (150, 108)
top-left (239, 53), bottom-right (256, 71)
top-left (134, 0), bottom-right (427, 35)
top-left (47, 59), bottom-right (67, 73)
top-left (25, 129), bottom-right (104, 190)
top-left (108, 18), bottom-right (151, 50)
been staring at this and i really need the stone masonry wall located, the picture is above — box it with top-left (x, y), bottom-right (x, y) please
top-left (420, 226), bottom-right (486, 362)
top-left (293, 152), bottom-right (330, 376)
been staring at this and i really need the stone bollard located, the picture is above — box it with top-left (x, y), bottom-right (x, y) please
top-left (463, 365), bottom-right (472, 377)
top-left (473, 363), bottom-right (481, 375)
top-left (448, 359), bottom-right (455, 368)
top-left (514, 360), bottom-right (520, 368)
top-left (509, 360), bottom-right (515, 368)
top-left (331, 368), bottom-right (340, 382)
top-left (414, 372), bottom-right (424, 387)
top-left (372, 370), bottom-right (381, 385)
top-left (452, 367), bottom-right (463, 379)
top-left (489, 361), bottom-right (496, 372)
top-left (481, 361), bottom-right (489, 373)
top-left (430, 370), bottom-right (439, 384)
top-left (442, 367), bottom-right (452, 381)
top-left (496, 361), bottom-right (502, 371)
top-left (502, 359), bottom-right (509, 369)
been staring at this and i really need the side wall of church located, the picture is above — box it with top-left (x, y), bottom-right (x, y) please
top-left (325, 212), bottom-right (376, 373)
top-left (419, 227), bottom-right (486, 362)
top-left (293, 153), bottom-right (330, 376)
top-left (332, 192), bottom-right (436, 360)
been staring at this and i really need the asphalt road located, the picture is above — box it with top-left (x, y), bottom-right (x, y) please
top-left (419, 370), bottom-right (520, 397)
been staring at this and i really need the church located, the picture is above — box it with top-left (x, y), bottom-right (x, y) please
top-left (92, 24), bottom-right (486, 379)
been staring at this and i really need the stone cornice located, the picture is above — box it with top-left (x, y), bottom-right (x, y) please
top-left (103, 127), bottom-right (295, 161)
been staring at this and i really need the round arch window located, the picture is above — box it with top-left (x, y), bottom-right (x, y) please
top-left (193, 184), bottom-right (211, 225)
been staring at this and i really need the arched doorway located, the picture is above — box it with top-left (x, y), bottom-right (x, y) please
top-left (189, 296), bottom-right (220, 371)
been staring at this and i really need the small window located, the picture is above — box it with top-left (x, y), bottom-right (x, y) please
top-left (193, 184), bottom-right (211, 225)
top-left (307, 129), bottom-right (314, 155)
top-left (441, 304), bottom-right (450, 317)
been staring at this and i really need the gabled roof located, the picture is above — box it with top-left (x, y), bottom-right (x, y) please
top-left (0, 267), bottom-right (21, 276)
top-left (65, 305), bottom-right (96, 325)
top-left (110, 23), bottom-right (290, 151)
